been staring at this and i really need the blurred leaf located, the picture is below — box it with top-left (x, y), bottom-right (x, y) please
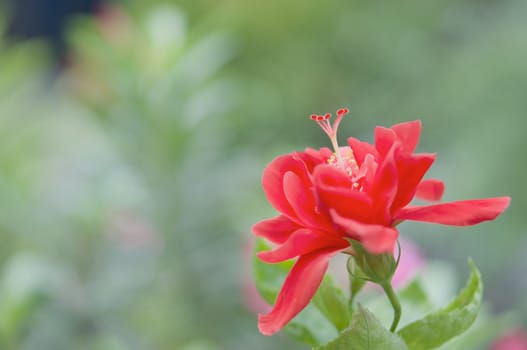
top-left (252, 238), bottom-right (294, 304)
top-left (180, 340), bottom-right (219, 350)
top-left (398, 279), bottom-right (430, 306)
top-left (313, 276), bottom-right (350, 331)
top-left (315, 305), bottom-right (408, 350)
top-left (285, 304), bottom-right (339, 347)
top-left (438, 310), bottom-right (518, 350)
top-left (397, 259), bottom-right (483, 350)
top-left (0, 254), bottom-right (58, 347)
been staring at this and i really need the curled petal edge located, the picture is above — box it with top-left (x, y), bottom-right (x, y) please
top-left (415, 179), bottom-right (445, 202)
top-left (390, 120), bottom-right (422, 153)
top-left (330, 210), bottom-right (398, 254)
top-left (252, 215), bottom-right (301, 244)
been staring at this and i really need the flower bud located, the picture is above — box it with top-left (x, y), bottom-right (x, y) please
top-left (349, 240), bottom-right (397, 284)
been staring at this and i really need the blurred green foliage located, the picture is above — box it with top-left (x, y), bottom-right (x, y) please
top-left (0, 0), bottom-right (525, 349)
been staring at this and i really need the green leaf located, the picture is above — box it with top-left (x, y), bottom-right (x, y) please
top-left (252, 238), bottom-right (294, 304)
top-left (285, 303), bottom-right (339, 346)
top-left (437, 310), bottom-right (518, 350)
top-left (313, 276), bottom-right (351, 331)
top-left (398, 279), bottom-right (430, 306)
top-left (315, 305), bottom-right (408, 350)
top-left (253, 239), bottom-right (341, 346)
top-left (397, 259), bottom-right (483, 350)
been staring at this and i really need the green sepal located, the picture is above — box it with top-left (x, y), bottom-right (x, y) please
top-left (347, 256), bottom-right (368, 298)
top-left (315, 305), bottom-right (409, 350)
top-left (346, 256), bottom-right (368, 316)
top-left (397, 259), bottom-right (483, 350)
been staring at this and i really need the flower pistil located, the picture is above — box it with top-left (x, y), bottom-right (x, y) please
top-left (311, 108), bottom-right (363, 189)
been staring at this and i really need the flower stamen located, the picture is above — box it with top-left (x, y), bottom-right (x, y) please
top-left (310, 107), bottom-right (351, 167)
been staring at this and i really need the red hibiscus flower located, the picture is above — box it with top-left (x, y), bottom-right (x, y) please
top-left (252, 108), bottom-right (510, 335)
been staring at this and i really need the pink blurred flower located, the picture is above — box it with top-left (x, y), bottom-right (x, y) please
top-left (391, 237), bottom-right (425, 289)
top-left (492, 329), bottom-right (527, 350)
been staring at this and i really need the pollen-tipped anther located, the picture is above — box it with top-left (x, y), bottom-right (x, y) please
top-left (337, 108), bottom-right (350, 117)
top-left (310, 107), bottom-right (351, 166)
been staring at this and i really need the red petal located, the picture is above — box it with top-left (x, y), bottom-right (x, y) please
top-left (262, 155), bottom-right (299, 220)
top-left (331, 210), bottom-right (398, 253)
top-left (252, 215), bottom-right (301, 244)
top-left (415, 179), bottom-right (445, 201)
top-left (369, 145), bottom-right (399, 224)
top-left (299, 148), bottom-right (331, 172)
top-left (374, 126), bottom-right (397, 157)
top-left (258, 248), bottom-right (343, 335)
top-left (263, 154), bottom-right (314, 223)
top-left (391, 120), bottom-right (422, 153)
top-left (354, 154), bottom-right (378, 192)
top-left (394, 197), bottom-right (511, 225)
top-left (347, 137), bottom-right (378, 166)
top-left (258, 228), bottom-right (348, 263)
top-left (313, 165), bottom-right (373, 223)
top-left (283, 171), bottom-right (332, 231)
top-left (390, 153), bottom-right (436, 212)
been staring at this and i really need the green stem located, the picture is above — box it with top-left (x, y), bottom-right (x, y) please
top-left (380, 281), bottom-right (401, 332)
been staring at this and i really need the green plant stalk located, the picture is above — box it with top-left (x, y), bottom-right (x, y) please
top-left (380, 281), bottom-right (401, 332)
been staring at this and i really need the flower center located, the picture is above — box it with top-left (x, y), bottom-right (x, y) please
top-left (327, 147), bottom-right (359, 178)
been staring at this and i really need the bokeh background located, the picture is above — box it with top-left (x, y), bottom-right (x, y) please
top-left (0, 0), bottom-right (526, 349)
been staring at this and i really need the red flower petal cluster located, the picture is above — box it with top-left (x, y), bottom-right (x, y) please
top-left (253, 110), bottom-right (510, 336)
